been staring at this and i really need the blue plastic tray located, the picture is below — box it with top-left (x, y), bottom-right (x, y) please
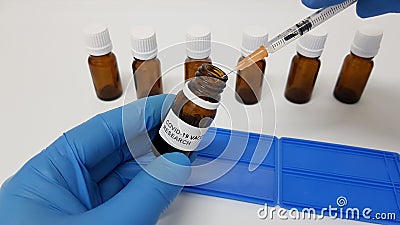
top-left (280, 137), bottom-right (400, 224)
top-left (184, 127), bottom-right (278, 206)
top-left (183, 128), bottom-right (400, 224)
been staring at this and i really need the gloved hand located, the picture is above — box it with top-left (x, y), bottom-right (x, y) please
top-left (0, 94), bottom-right (191, 225)
top-left (302, 0), bottom-right (400, 18)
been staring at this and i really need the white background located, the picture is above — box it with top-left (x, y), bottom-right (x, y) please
top-left (1, 0), bottom-right (399, 224)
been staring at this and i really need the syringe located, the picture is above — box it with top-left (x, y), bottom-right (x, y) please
top-left (236, 0), bottom-right (357, 70)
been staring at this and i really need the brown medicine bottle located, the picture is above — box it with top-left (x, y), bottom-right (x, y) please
top-left (334, 26), bottom-right (383, 104)
top-left (152, 64), bottom-right (227, 157)
top-left (184, 26), bottom-right (212, 82)
top-left (235, 26), bottom-right (268, 105)
top-left (85, 25), bottom-right (122, 101)
top-left (284, 30), bottom-right (328, 104)
top-left (131, 27), bottom-right (163, 99)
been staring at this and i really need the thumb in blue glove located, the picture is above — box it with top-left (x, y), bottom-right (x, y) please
top-left (0, 94), bottom-right (191, 225)
top-left (302, 0), bottom-right (400, 18)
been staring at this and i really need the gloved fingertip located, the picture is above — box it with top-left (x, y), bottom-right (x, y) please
top-left (155, 94), bottom-right (176, 119)
top-left (301, 0), bottom-right (348, 9)
top-left (188, 151), bottom-right (197, 163)
top-left (145, 94), bottom-right (175, 109)
top-left (144, 152), bottom-right (191, 187)
top-left (355, 2), bottom-right (371, 18)
top-left (301, 0), bottom-right (322, 9)
top-left (355, 0), bottom-right (400, 18)
top-left (161, 152), bottom-right (191, 167)
top-left (141, 94), bottom-right (176, 131)
top-left (162, 93), bottom-right (177, 104)
top-left (356, 10), bottom-right (370, 18)
top-left (355, 3), bottom-right (383, 18)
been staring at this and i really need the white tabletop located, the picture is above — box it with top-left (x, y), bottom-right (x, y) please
top-left (1, 0), bottom-right (399, 224)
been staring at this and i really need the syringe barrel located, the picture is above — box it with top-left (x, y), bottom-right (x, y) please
top-left (309, 0), bottom-right (357, 27)
top-left (266, 0), bottom-right (357, 54)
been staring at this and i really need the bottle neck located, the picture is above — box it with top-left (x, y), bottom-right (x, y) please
top-left (350, 52), bottom-right (374, 60)
top-left (133, 55), bottom-right (157, 61)
top-left (186, 56), bottom-right (210, 60)
top-left (90, 52), bottom-right (112, 57)
top-left (296, 52), bottom-right (320, 59)
top-left (187, 64), bottom-right (227, 103)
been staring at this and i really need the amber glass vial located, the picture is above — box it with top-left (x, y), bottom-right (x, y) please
top-left (152, 64), bottom-right (228, 157)
top-left (184, 26), bottom-right (212, 81)
top-left (235, 26), bottom-right (268, 105)
top-left (285, 31), bottom-right (327, 104)
top-left (334, 26), bottom-right (383, 104)
top-left (236, 57), bottom-right (266, 105)
top-left (85, 25), bottom-right (122, 101)
top-left (131, 27), bottom-right (163, 99)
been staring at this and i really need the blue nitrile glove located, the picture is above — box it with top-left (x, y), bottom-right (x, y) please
top-left (0, 94), bottom-right (191, 225)
top-left (302, 0), bottom-right (400, 18)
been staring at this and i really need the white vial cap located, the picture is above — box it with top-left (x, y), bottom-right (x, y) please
top-left (241, 25), bottom-right (269, 57)
top-left (296, 30), bottom-right (328, 58)
top-left (85, 24), bottom-right (113, 56)
top-left (131, 26), bottom-right (158, 60)
top-left (351, 26), bottom-right (383, 58)
top-left (186, 26), bottom-right (211, 59)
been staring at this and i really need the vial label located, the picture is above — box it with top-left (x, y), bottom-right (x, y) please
top-left (159, 109), bottom-right (209, 151)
